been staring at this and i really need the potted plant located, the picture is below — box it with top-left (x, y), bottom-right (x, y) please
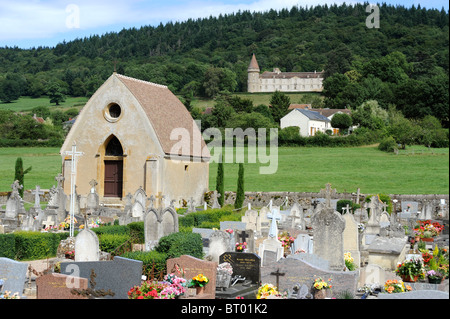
top-left (383, 280), bottom-right (412, 294)
top-left (278, 231), bottom-right (294, 254)
top-left (65, 250), bottom-right (75, 260)
top-left (394, 258), bottom-right (425, 282)
top-left (235, 242), bottom-right (247, 252)
top-left (312, 276), bottom-right (332, 299)
top-left (344, 252), bottom-right (357, 271)
top-left (256, 283), bottom-right (286, 299)
top-left (189, 273), bottom-right (209, 295)
top-left (426, 270), bottom-right (444, 284)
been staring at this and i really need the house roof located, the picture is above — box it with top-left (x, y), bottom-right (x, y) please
top-left (116, 73), bottom-right (209, 159)
top-left (288, 104), bottom-right (311, 110)
top-left (293, 108), bottom-right (330, 122)
top-left (311, 108), bottom-right (352, 118)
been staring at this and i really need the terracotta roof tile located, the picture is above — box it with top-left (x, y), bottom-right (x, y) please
top-left (116, 74), bottom-right (209, 159)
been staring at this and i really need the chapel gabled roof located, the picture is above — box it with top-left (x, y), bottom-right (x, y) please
top-left (115, 73), bottom-right (209, 159)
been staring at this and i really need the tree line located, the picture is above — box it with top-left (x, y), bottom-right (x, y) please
top-left (0, 2), bottom-right (448, 127)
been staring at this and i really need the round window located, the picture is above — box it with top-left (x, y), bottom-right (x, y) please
top-left (104, 103), bottom-right (122, 122)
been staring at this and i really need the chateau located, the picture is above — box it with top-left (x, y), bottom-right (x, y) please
top-left (247, 54), bottom-right (324, 93)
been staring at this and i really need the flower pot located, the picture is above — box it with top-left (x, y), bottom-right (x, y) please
top-left (196, 286), bottom-right (205, 295)
top-left (401, 275), bottom-right (419, 282)
top-left (420, 237), bottom-right (434, 242)
top-left (314, 289), bottom-right (328, 299)
top-left (428, 277), bottom-right (443, 284)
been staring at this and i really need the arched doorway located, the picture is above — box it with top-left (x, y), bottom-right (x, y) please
top-left (103, 135), bottom-right (124, 198)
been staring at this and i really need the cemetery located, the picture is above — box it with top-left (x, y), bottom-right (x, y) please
top-left (1, 177), bottom-right (449, 300)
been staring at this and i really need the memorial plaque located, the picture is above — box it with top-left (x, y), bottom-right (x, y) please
top-left (219, 252), bottom-right (260, 284)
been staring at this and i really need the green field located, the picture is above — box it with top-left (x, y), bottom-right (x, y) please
top-left (0, 146), bottom-right (448, 195)
top-left (1, 96), bottom-right (89, 112)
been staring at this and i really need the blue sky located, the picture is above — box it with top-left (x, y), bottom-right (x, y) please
top-left (0, 0), bottom-right (448, 49)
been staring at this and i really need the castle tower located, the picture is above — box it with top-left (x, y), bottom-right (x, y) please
top-left (247, 53), bottom-right (260, 93)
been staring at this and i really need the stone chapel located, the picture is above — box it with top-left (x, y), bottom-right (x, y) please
top-left (60, 72), bottom-right (210, 207)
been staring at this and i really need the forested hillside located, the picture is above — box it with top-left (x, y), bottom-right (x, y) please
top-left (0, 2), bottom-right (448, 125)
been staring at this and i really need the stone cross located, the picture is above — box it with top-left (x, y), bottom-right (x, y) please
top-left (42, 216), bottom-right (54, 229)
top-left (32, 185), bottom-right (44, 209)
top-left (341, 204), bottom-right (351, 215)
top-left (270, 268), bottom-right (285, 290)
top-left (267, 208), bottom-right (282, 238)
top-left (319, 183), bottom-right (336, 208)
top-left (55, 174), bottom-right (65, 189)
top-left (238, 230), bottom-right (249, 243)
top-left (65, 142), bottom-right (84, 237)
top-left (89, 179), bottom-right (98, 192)
top-left (11, 180), bottom-right (23, 198)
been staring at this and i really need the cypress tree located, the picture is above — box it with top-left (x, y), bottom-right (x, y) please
top-left (216, 152), bottom-right (224, 206)
top-left (14, 157), bottom-right (32, 198)
top-left (234, 163), bottom-right (245, 209)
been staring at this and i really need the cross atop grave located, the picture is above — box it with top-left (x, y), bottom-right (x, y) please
top-left (42, 216), bottom-right (54, 229)
top-left (319, 183), bottom-right (336, 208)
top-left (155, 192), bottom-right (165, 208)
top-left (65, 142), bottom-right (84, 237)
top-left (32, 185), bottom-right (45, 209)
top-left (341, 204), bottom-right (351, 215)
top-left (267, 208), bottom-right (282, 238)
top-left (55, 173), bottom-right (65, 189)
top-left (238, 230), bottom-right (250, 243)
top-left (71, 269), bottom-right (115, 299)
top-left (381, 201), bottom-right (388, 213)
top-left (270, 268), bottom-right (285, 290)
top-left (89, 179), bottom-right (98, 193)
top-left (11, 180), bottom-right (23, 199)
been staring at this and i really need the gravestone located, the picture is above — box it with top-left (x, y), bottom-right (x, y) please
top-left (131, 201), bottom-right (145, 220)
top-left (166, 255), bottom-right (217, 299)
top-left (367, 236), bottom-right (408, 270)
top-left (401, 201), bottom-right (419, 214)
top-left (267, 208), bottom-right (282, 238)
top-left (378, 290), bottom-right (449, 299)
top-left (288, 202), bottom-right (304, 229)
top-left (144, 206), bottom-right (179, 251)
top-left (86, 180), bottom-right (99, 212)
top-left (192, 228), bottom-right (214, 255)
top-left (0, 257), bottom-right (28, 297)
top-left (5, 180), bottom-right (24, 220)
top-left (211, 190), bottom-right (221, 209)
top-left (60, 257), bottom-right (143, 299)
top-left (36, 273), bottom-right (89, 299)
top-left (258, 206), bottom-right (271, 236)
top-left (74, 228), bottom-right (100, 261)
top-left (220, 221), bottom-right (246, 232)
top-left (216, 252), bottom-right (261, 299)
top-left (235, 229), bottom-right (255, 253)
top-left (241, 209), bottom-right (260, 234)
top-left (291, 234), bottom-right (313, 254)
top-left (258, 236), bottom-right (284, 266)
top-left (31, 185), bottom-right (45, 209)
top-left (287, 253), bottom-right (329, 270)
top-left (260, 257), bottom-right (358, 298)
top-left (208, 230), bottom-right (232, 263)
top-left (311, 207), bottom-right (346, 271)
top-left (342, 213), bottom-right (360, 268)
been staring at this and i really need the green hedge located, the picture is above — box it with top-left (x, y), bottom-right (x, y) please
top-left (178, 206), bottom-right (239, 229)
top-left (0, 231), bottom-right (70, 260)
top-left (98, 233), bottom-right (131, 255)
top-left (155, 232), bottom-right (203, 260)
top-left (121, 251), bottom-right (168, 279)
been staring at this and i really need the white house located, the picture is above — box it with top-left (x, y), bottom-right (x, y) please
top-left (280, 108), bottom-right (331, 137)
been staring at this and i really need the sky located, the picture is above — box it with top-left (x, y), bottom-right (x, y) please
top-left (0, 0), bottom-right (448, 49)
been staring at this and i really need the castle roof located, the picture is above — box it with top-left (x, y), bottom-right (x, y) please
top-left (248, 53), bottom-right (260, 71)
top-left (260, 71), bottom-right (324, 79)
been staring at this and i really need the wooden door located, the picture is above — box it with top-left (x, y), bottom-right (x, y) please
top-left (104, 160), bottom-right (123, 197)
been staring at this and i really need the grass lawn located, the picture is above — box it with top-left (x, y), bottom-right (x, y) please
top-left (1, 96), bottom-right (89, 112)
top-left (0, 145), bottom-right (448, 195)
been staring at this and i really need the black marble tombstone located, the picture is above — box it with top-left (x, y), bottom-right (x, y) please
top-left (216, 252), bottom-right (261, 299)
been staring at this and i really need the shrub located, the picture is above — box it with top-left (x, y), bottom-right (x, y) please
top-left (121, 251), bottom-right (168, 280)
top-left (336, 199), bottom-right (360, 214)
top-left (378, 136), bottom-right (397, 152)
top-left (178, 206), bottom-right (235, 228)
top-left (127, 222), bottom-right (145, 244)
top-left (0, 234), bottom-right (16, 259)
top-left (155, 232), bottom-right (203, 259)
top-left (12, 231), bottom-right (69, 260)
top-left (98, 233), bottom-right (131, 255)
